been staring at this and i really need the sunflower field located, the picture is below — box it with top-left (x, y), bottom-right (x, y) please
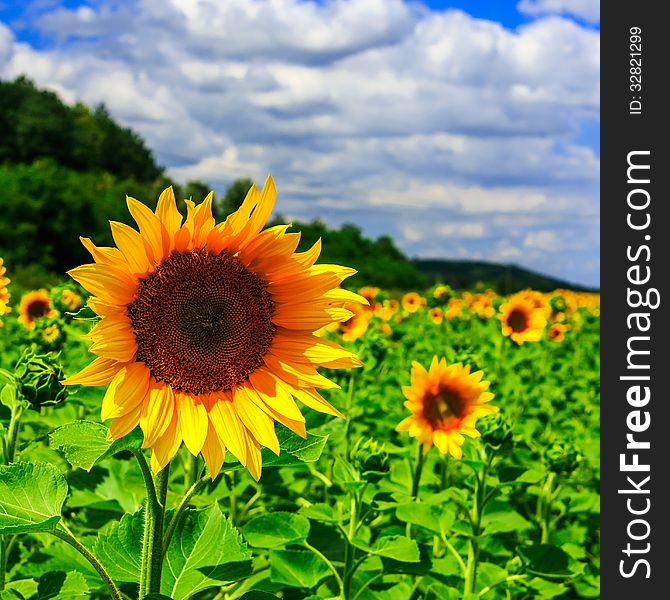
top-left (0, 184), bottom-right (600, 600)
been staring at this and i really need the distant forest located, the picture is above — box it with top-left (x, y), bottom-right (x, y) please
top-left (0, 76), bottom-right (585, 294)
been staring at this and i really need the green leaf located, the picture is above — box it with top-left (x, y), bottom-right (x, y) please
top-left (269, 549), bottom-right (330, 589)
top-left (481, 505), bottom-right (532, 535)
top-left (381, 543), bottom-right (432, 575)
top-left (1, 383), bottom-right (16, 409)
top-left (49, 421), bottom-right (112, 471)
top-left (0, 368), bottom-right (14, 387)
top-left (299, 503), bottom-right (339, 523)
top-left (34, 571), bottom-right (89, 599)
top-left (49, 420), bottom-right (142, 471)
top-left (243, 512), bottom-right (310, 549)
top-left (0, 578), bottom-right (37, 600)
top-left (354, 536), bottom-right (420, 562)
top-left (518, 544), bottom-right (573, 577)
top-left (162, 504), bottom-right (252, 600)
top-left (395, 502), bottom-right (454, 534)
top-left (67, 305), bottom-right (98, 321)
top-left (91, 511), bottom-right (144, 583)
top-left (262, 427), bottom-right (328, 468)
top-left (0, 463), bottom-right (67, 534)
top-left (238, 592), bottom-right (280, 599)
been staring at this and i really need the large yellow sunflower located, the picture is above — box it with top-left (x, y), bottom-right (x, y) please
top-left (396, 357), bottom-right (496, 458)
top-left (63, 177), bottom-right (365, 479)
top-left (0, 258), bottom-right (10, 325)
top-left (18, 289), bottom-right (57, 329)
top-left (498, 294), bottom-right (547, 344)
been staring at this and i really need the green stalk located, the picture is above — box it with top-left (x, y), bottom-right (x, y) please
top-left (410, 443), bottom-right (426, 498)
top-left (464, 452), bottom-right (494, 596)
top-left (1, 399), bottom-right (24, 590)
top-left (342, 492), bottom-right (358, 600)
top-left (135, 449), bottom-right (170, 599)
top-left (163, 474), bottom-right (208, 553)
top-left (537, 472), bottom-right (556, 543)
top-left (4, 403), bottom-right (25, 465)
top-left (343, 372), bottom-right (357, 458)
top-left (51, 526), bottom-right (123, 600)
top-left (303, 540), bottom-right (344, 597)
top-left (406, 443), bottom-right (426, 538)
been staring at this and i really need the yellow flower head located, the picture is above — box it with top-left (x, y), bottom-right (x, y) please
top-left (339, 307), bottom-right (371, 341)
top-left (428, 307), bottom-right (443, 325)
top-left (445, 298), bottom-right (462, 320)
top-left (60, 289), bottom-right (84, 311)
top-left (18, 289), bottom-right (57, 329)
top-left (498, 294), bottom-right (547, 344)
top-left (397, 357), bottom-right (496, 458)
top-left (63, 178), bottom-right (365, 479)
top-left (548, 323), bottom-right (567, 343)
top-left (402, 292), bottom-right (423, 313)
top-left (0, 258), bottom-right (10, 325)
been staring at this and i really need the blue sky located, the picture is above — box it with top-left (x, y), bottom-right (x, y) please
top-left (0, 0), bottom-right (600, 286)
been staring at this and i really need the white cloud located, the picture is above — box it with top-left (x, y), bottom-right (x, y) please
top-left (0, 0), bottom-right (600, 286)
top-left (523, 230), bottom-right (559, 250)
top-left (517, 0), bottom-right (600, 24)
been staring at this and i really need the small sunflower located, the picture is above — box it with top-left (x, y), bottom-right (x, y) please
top-left (444, 298), bottom-right (462, 320)
top-left (499, 294), bottom-right (547, 344)
top-left (428, 307), bottom-right (443, 325)
top-left (0, 258), bottom-right (10, 325)
top-left (548, 323), bottom-right (567, 342)
top-left (339, 308), bottom-right (370, 341)
top-left (60, 289), bottom-right (84, 311)
top-left (396, 357), bottom-right (496, 458)
top-left (18, 289), bottom-right (57, 329)
top-left (63, 178), bottom-right (365, 479)
top-left (402, 292), bottom-right (423, 313)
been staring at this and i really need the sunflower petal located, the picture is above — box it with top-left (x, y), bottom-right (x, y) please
top-left (177, 393), bottom-right (208, 455)
top-left (101, 362), bottom-right (151, 421)
top-left (201, 420), bottom-right (226, 479)
top-left (233, 386), bottom-right (280, 455)
top-left (140, 385), bottom-right (176, 448)
top-left (62, 357), bottom-right (121, 386)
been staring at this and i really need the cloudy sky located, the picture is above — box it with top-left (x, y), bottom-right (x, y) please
top-left (0, 0), bottom-right (599, 287)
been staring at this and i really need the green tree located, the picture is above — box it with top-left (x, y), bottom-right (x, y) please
top-left (221, 178), bottom-right (253, 216)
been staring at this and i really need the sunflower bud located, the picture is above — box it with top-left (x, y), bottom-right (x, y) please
top-left (14, 350), bottom-right (68, 410)
top-left (544, 441), bottom-right (581, 474)
top-left (550, 295), bottom-right (568, 314)
top-left (350, 437), bottom-right (389, 482)
top-left (478, 412), bottom-right (513, 450)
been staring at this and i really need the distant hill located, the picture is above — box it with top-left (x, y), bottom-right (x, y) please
top-left (414, 259), bottom-right (598, 294)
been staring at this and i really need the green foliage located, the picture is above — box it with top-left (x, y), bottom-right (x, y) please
top-left (221, 178), bottom-right (254, 217)
top-left (243, 512), bottom-right (310, 549)
top-left (415, 259), bottom-right (598, 294)
top-left (162, 505), bottom-right (252, 599)
top-left (0, 463), bottom-right (67, 534)
top-left (287, 220), bottom-right (425, 290)
top-left (0, 77), bottom-right (161, 181)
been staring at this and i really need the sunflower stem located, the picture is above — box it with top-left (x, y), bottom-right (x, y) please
top-left (464, 450), bottom-right (494, 596)
top-left (138, 454), bottom-right (170, 599)
top-left (343, 372), bottom-right (357, 458)
top-left (342, 486), bottom-right (362, 600)
top-left (1, 392), bottom-right (24, 591)
top-left (51, 525), bottom-right (123, 600)
top-left (163, 474), bottom-right (208, 554)
top-left (406, 443), bottom-right (426, 538)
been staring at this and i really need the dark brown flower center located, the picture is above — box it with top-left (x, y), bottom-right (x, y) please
top-left (127, 248), bottom-right (275, 395)
top-left (423, 387), bottom-right (468, 425)
top-left (507, 308), bottom-right (528, 333)
top-left (28, 299), bottom-right (50, 320)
